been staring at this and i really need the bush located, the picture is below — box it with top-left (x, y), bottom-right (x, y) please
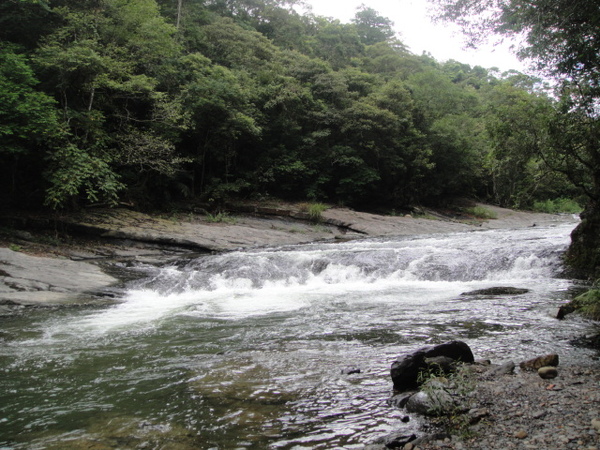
top-left (532, 198), bottom-right (582, 214)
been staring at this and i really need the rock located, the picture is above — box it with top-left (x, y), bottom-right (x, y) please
top-left (591, 418), bottom-right (600, 431)
top-left (411, 433), bottom-right (451, 447)
top-left (340, 366), bottom-right (361, 375)
top-left (519, 354), bottom-right (559, 371)
top-left (13, 230), bottom-right (34, 241)
top-left (530, 410), bottom-right (546, 419)
top-left (424, 356), bottom-right (457, 373)
top-left (474, 359), bottom-right (492, 365)
top-left (538, 366), bottom-right (558, 379)
top-left (369, 431), bottom-right (416, 449)
top-left (461, 287), bottom-right (529, 296)
top-left (0, 248), bottom-right (118, 305)
top-left (405, 391), bottom-right (435, 415)
top-left (515, 430), bottom-right (528, 439)
top-left (557, 304), bottom-right (576, 319)
top-left (405, 387), bottom-right (455, 416)
top-left (483, 361), bottom-right (516, 378)
top-left (390, 340), bottom-right (475, 391)
top-left (468, 408), bottom-right (490, 424)
top-left (387, 392), bottom-right (415, 408)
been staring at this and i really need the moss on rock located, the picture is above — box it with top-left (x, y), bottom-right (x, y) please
top-left (571, 289), bottom-right (600, 320)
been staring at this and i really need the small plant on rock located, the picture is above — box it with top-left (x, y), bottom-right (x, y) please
top-left (299, 202), bottom-right (328, 223)
top-left (417, 364), bottom-right (478, 439)
top-left (205, 211), bottom-right (236, 224)
top-left (464, 206), bottom-right (498, 220)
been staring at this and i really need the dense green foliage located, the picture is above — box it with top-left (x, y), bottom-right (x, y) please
top-left (0, 0), bottom-right (582, 213)
top-left (432, 0), bottom-right (600, 277)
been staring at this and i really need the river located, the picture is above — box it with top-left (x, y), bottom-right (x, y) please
top-left (0, 222), bottom-right (595, 449)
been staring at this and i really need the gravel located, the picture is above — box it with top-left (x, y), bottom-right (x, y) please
top-left (394, 362), bottom-right (600, 450)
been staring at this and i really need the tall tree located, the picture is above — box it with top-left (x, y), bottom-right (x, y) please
top-left (352, 4), bottom-right (395, 45)
top-left (0, 46), bottom-right (61, 207)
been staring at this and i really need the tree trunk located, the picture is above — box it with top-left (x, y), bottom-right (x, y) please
top-left (176, 0), bottom-right (183, 29)
top-left (566, 199), bottom-right (600, 279)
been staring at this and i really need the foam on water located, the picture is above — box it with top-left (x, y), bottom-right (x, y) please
top-left (59, 223), bottom-right (575, 333)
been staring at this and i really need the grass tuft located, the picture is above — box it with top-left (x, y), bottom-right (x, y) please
top-left (464, 206), bottom-right (497, 220)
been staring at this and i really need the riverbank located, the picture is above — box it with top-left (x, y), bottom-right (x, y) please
top-left (0, 202), bottom-right (578, 308)
top-left (374, 361), bottom-right (600, 450)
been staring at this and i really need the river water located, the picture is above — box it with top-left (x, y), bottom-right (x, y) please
top-left (0, 222), bottom-right (596, 449)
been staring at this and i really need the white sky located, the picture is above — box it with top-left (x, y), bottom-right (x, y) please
top-left (301, 0), bottom-right (527, 73)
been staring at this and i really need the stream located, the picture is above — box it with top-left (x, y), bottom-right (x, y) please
top-left (0, 222), bottom-right (597, 449)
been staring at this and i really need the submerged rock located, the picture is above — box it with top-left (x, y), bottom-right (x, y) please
top-left (390, 340), bottom-right (474, 391)
top-left (340, 366), bottom-right (361, 375)
top-left (461, 287), bottom-right (530, 296)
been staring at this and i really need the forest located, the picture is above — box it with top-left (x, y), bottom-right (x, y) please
top-left (1, 0), bottom-right (599, 276)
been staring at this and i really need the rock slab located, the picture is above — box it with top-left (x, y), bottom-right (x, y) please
top-left (0, 248), bottom-right (117, 305)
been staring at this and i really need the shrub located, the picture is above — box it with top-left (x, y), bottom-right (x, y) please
top-left (532, 198), bottom-right (582, 214)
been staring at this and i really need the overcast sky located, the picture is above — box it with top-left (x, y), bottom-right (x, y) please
top-left (301, 0), bottom-right (527, 73)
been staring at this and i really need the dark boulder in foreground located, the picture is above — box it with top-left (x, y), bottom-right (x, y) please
top-left (461, 287), bottom-right (529, 296)
top-left (390, 340), bottom-right (475, 392)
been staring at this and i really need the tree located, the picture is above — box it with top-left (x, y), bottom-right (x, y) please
top-left (308, 18), bottom-right (364, 69)
top-left (431, 0), bottom-right (600, 278)
top-left (352, 5), bottom-right (395, 45)
top-left (32, 0), bottom-right (183, 207)
top-left (483, 82), bottom-right (556, 208)
top-left (177, 53), bottom-right (261, 198)
top-left (0, 46), bottom-right (61, 206)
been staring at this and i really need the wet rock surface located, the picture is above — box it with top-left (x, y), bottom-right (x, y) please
top-left (0, 247), bottom-right (118, 307)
